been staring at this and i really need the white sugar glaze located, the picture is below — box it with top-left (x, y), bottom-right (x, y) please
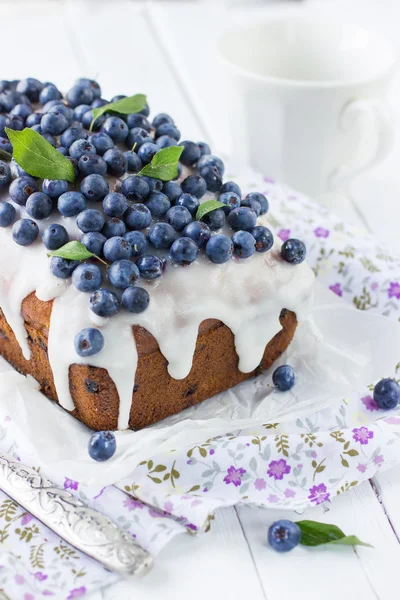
top-left (0, 180), bottom-right (315, 430)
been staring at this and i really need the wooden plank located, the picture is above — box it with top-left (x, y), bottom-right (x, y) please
top-left (373, 466), bottom-right (400, 540)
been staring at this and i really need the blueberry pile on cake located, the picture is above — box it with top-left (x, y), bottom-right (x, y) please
top-left (0, 77), bottom-right (314, 430)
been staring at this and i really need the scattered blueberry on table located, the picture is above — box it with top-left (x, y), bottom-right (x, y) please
top-left (373, 378), bottom-right (400, 410)
top-left (272, 365), bottom-right (296, 391)
top-left (268, 520), bottom-right (301, 553)
top-left (88, 430), bottom-right (116, 461)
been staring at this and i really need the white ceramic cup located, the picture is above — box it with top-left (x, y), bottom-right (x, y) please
top-left (218, 19), bottom-right (397, 198)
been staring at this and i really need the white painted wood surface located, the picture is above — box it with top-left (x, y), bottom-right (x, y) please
top-left (1, 0), bottom-right (400, 598)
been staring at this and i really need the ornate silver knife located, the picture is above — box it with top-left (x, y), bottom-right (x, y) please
top-left (0, 454), bottom-right (153, 578)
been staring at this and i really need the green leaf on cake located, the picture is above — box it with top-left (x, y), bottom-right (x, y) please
top-left (47, 241), bottom-right (107, 265)
top-left (195, 199), bottom-right (225, 222)
top-left (296, 520), bottom-right (372, 548)
top-left (5, 128), bottom-right (75, 182)
top-left (138, 145), bottom-right (183, 181)
top-left (90, 93), bottom-right (147, 131)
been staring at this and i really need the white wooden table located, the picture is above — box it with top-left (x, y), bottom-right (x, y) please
top-left (2, 0), bottom-right (400, 598)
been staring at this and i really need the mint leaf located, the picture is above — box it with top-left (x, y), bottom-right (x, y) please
top-left (138, 146), bottom-right (183, 181)
top-left (47, 241), bottom-right (105, 264)
top-left (296, 520), bottom-right (372, 548)
top-left (5, 128), bottom-right (75, 182)
top-left (90, 94), bottom-right (147, 131)
top-left (195, 199), bottom-right (225, 221)
top-left (0, 149), bottom-right (12, 162)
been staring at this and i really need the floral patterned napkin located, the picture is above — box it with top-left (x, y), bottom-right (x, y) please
top-left (0, 169), bottom-right (400, 599)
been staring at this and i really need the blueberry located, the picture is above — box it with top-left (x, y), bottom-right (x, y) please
top-left (198, 141), bottom-right (211, 156)
top-left (162, 181), bottom-right (182, 202)
top-left (145, 191), bottom-right (170, 218)
top-left (42, 99), bottom-right (66, 113)
top-left (5, 114), bottom-right (24, 131)
top-left (218, 191), bottom-right (241, 214)
top-left (232, 230), bottom-right (256, 258)
top-left (50, 256), bottom-right (78, 278)
top-left (121, 175), bottom-right (149, 202)
top-left (88, 431), bottom-right (116, 462)
top-left (25, 192), bottom-right (52, 220)
top-left (16, 78), bottom-right (43, 102)
top-left (0, 202), bottom-right (16, 227)
top-left (60, 126), bottom-right (87, 149)
top-left (136, 255), bottom-right (164, 279)
top-left (69, 139), bottom-right (96, 160)
top-left (124, 231), bottom-right (148, 257)
top-left (72, 263), bottom-right (102, 292)
top-left (80, 174), bottom-right (109, 202)
top-left (241, 196), bottom-right (261, 216)
top-left (272, 365), bottom-right (295, 391)
top-left (42, 224), bottom-right (69, 250)
top-left (42, 179), bottom-right (69, 199)
top-left (26, 113), bottom-right (42, 127)
top-left (39, 84), bottom-right (62, 105)
top-left (122, 286), bottom-right (150, 313)
top-left (138, 142), bottom-right (158, 164)
top-left (148, 222), bottom-right (176, 249)
top-left (170, 237), bottom-right (199, 266)
top-left (111, 94), bottom-right (126, 103)
top-left (203, 208), bottom-right (226, 231)
top-left (205, 234), bottom-right (233, 264)
top-left (152, 113), bottom-right (173, 128)
top-left (40, 111), bottom-right (69, 135)
top-left (140, 176), bottom-right (163, 194)
top-left (176, 193), bottom-right (200, 216)
top-left (0, 161), bottom-right (11, 189)
top-left (156, 135), bottom-right (177, 149)
top-left (227, 207), bottom-right (257, 231)
top-left (281, 239), bottom-right (306, 264)
top-left (91, 98), bottom-right (108, 109)
top-left (139, 103), bottom-right (150, 117)
top-left (108, 259), bottom-right (140, 290)
top-left (197, 154), bottom-right (225, 176)
top-left (0, 137), bottom-right (12, 153)
top-left (10, 103), bottom-right (32, 121)
top-left (166, 205), bottom-right (192, 231)
top-left (10, 158), bottom-right (30, 178)
top-left (74, 327), bottom-right (104, 357)
top-left (155, 123), bottom-right (180, 141)
top-left (89, 288), bottom-right (120, 317)
top-left (102, 218), bottom-right (126, 239)
top-left (126, 127), bottom-right (152, 150)
top-left (124, 204), bottom-right (152, 230)
top-left (199, 165), bottom-right (223, 192)
top-left (244, 192), bottom-right (269, 215)
top-left (102, 116), bottom-right (129, 143)
top-left (103, 148), bottom-right (127, 176)
top-left (66, 156), bottom-right (79, 179)
top-left (41, 132), bottom-right (57, 147)
top-left (89, 132), bottom-right (114, 156)
top-left (47, 103), bottom-right (73, 125)
top-left (0, 90), bottom-right (21, 112)
top-left (9, 176), bottom-right (37, 206)
top-left (0, 81), bottom-right (10, 93)
top-left (66, 84), bottom-right (93, 108)
top-left (76, 78), bottom-right (101, 99)
top-left (81, 110), bottom-right (105, 131)
top-left (251, 226), bottom-right (274, 253)
top-left (268, 520), bottom-right (301, 552)
top-left (102, 192), bottom-right (127, 218)
top-left (81, 231), bottom-right (106, 256)
top-left (58, 191), bottom-right (86, 217)
top-left (78, 153), bottom-right (107, 177)
top-left (373, 378), bottom-right (400, 410)
top-left (124, 151), bottom-right (142, 173)
top-left (74, 104), bottom-right (91, 121)
top-left (76, 209), bottom-right (105, 233)
top-left (179, 140), bottom-right (201, 166)
top-left (57, 146), bottom-right (68, 155)
top-left (180, 175), bottom-right (207, 199)
top-left (126, 113), bottom-right (151, 131)
top-left (182, 221), bottom-right (211, 248)
top-left (103, 236), bottom-right (131, 261)
top-left (174, 163), bottom-right (183, 181)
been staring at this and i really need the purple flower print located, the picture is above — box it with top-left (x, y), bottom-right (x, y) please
top-left (314, 226), bottom-right (329, 238)
top-left (297, 464), bottom-right (303, 469)
top-left (308, 483), bottom-right (330, 505)
top-left (34, 572), bottom-right (48, 581)
top-left (21, 512), bottom-right (33, 525)
top-left (385, 416), bottom-right (400, 425)
top-left (267, 459), bottom-right (291, 480)
top-left (361, 395), bottom-right (379, 412)
top-left (148, 508), bottom-right (168, 519)
top-left (263, 176), bottom-right (275, 183)
top-left (388, 282), bottom-right (400, 299)
top-left (64, 477), bottom-right (78, 491)
top-left (329, 283), bottom-right (343, 297)
top-left (123, 497), bottom-right (143, 511)
top-left (223, 465), bottom-right (246, 487)
top-left (186, 523), bottom-right (198, 532)
top-left (311, 451), bottom-right (317, 458)
top-left (267, 494), bottom-right (279, 503)
top-left (371, 282), bottom-right (378, 291)
top-left (284, 488), bottom-right (296, 498)
top-left (353, 427), bottom-right (374, 445)
top-left (67, 587), bottom-right (87, 599)
top-left (93, 487), bottom-right (105, 500)
top-left (209, 449), bottom-right (215, 455)
top-left (373, 454), bottom-right (384, 466)
top-left (15, 574), bottom-right (25, 584)
top-left (254, 478), bottom-right (266, 491)
top-left (357, 463), bottom-right (367, 473)
top-left (43, 591), bottom-right (55, 596)
top-left (164, 501), bottom-right (174, 514)
top-left (278, 228), bottom-right (290, 242)
top-left (24, 594), bottom-right (34, 600)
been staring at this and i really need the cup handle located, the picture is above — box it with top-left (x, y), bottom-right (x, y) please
top-left (329, 98), bottom-right (394, 192)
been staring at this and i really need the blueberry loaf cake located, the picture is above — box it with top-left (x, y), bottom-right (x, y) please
top-left (0, 77), bottom-right (314, 430)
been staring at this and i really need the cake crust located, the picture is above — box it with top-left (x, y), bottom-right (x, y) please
top-left (0, 292), bottom-right (297, 430)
